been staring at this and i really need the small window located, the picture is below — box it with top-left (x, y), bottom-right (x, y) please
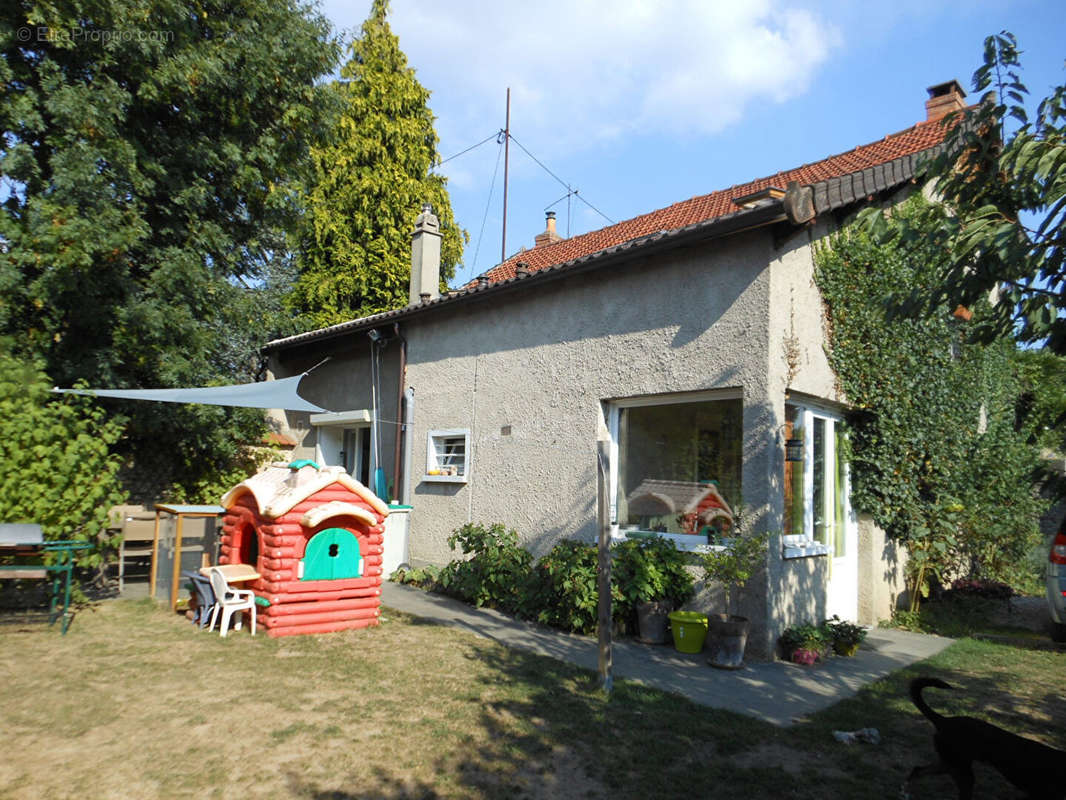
top-left (425, 429), bottom-right (470, 483)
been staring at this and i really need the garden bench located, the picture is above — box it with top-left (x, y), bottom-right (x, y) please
top-left (0, 523), bottom-right (91, 634)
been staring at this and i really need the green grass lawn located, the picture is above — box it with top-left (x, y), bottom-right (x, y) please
top-left (0, 597), bottom-right (1062, 799)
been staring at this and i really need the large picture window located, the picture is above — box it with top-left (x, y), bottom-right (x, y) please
top-left (610, 395), bottom-right (742, 539)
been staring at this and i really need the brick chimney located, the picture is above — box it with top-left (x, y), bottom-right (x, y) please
top-left (409, 204), bottom-right (442, 306)
top-left (534, 210), bottom-right (563, 248)
top-left (925, 80), bottom-right (967, 121)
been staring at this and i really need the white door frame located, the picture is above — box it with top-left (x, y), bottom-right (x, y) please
top-left (795, 405), bottom-right (858, 621)
top-left (310, 409), bottom-right (375, 484)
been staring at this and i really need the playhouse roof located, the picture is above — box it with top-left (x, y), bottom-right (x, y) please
top-left (221, 462), bottom-right (391, 521)
top-left (625, 479), bottom-right (734, 521)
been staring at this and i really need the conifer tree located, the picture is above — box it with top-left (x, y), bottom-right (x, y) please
top-left (290, 0), bottom-right (465, 327)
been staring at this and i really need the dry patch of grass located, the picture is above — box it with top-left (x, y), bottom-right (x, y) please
top-left (1, 599), bottom-right (1063, 799)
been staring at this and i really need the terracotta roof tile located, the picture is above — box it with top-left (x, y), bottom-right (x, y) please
top-left (473, 115), bottom-right (956, 286)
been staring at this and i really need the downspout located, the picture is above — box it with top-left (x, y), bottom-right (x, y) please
top-left (392, 322), bottom-right (407, 504)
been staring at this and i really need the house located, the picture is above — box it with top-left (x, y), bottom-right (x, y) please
top-left (261, 82), bottom-right (969, 657)
top-left (219, 460), bottom-right (391, 637)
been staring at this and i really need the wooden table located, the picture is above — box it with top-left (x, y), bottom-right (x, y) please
top-left (200, 563), bottom-right (260, 583)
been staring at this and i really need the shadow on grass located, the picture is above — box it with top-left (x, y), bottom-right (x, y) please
top-left (799, 642), bottom-right (1066, 800)
top-left (288, 618), bottom-right (889, 800)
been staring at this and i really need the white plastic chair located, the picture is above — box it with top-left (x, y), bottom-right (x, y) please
top-left (207, 568), bottom-right (256, 637)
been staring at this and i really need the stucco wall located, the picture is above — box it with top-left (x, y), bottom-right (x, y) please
top-left (268, 343), bottom-right (402, 496)
top-left (404, 228), bottom-right (778, 564)
top-left (267, 213), bottom-right (896, 659)
top-left (857, 513), bottom-right (908, 623)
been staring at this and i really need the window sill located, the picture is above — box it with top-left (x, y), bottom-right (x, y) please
top-left (782, 541), bottom-right (831, 559)
top-left (422, 474), bottom-right (468, 484)
top-left (611, 529), bottom-right (715, 554)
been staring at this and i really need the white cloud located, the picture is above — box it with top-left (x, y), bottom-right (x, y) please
top-left (372, 0), bottom-right (841, 150)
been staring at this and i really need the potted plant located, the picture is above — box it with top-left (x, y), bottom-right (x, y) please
top-left (824, 615), bottom-right (867, 656)
top-left (779, 622), bottom-right (830, 665)
top-left (613, 536), bottom-right (694, 644)
top-left (701, 531), bottom-right (769, 668)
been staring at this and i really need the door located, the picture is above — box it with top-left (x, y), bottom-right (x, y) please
top-left (792, 407), bottom-right (858, 620)
top-left (301, 528), bottom-right (364, 580)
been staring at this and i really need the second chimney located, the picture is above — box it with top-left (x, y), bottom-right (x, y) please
top-left (409, 204), bottom-right (442, 306)
top-left (534, 210), bottom-right (563, 248)
top-left (925, 80), bottom-right (967, 121)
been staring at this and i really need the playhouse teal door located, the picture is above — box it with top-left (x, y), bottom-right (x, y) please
top-left (301, 528), bottom-right (363, 580)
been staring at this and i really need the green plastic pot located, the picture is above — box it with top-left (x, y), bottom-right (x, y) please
top-left (668, 611), bottom-right (708, 653)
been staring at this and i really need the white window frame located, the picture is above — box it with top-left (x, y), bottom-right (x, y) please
top-left (605, 389), bottom-right (742, 553)
top-left (783, 405), bottom-right (848, 559)
top-left (425, 428), bottom-right (470, 484)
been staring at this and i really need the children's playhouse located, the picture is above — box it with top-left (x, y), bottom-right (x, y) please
top-left (218, 460), bottom-right (390, 637)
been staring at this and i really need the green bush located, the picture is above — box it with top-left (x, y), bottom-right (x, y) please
top-left (779, 622), bottom-right (830, 658)
top-left (437, 522), bottom-right (533, 613)
top-left (421, 524), bottom-right (702, 637)
top-left (528, 540), bottom-right (616, 634)
top-left (0, 346), bottom-right (125, 579)
top-left (612, 537), bottom-right (694, 629)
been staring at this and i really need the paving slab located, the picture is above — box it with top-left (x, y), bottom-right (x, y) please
top-left (381, 582), bottom-right (953, 727)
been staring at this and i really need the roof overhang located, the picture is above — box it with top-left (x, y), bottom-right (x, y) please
top-left (264, 199), bottom-right (789, 356)
top-left (264, 143), bottom-right (950, 358)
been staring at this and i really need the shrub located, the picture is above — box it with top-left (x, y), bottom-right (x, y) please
top-left (528, 540), bottom-right (611, 634)
top-left (948, 578), bottom-right (1014, 600)
top-left (779, 622), bottom-right (830, 661)
top-left (0, 347), bottom-right (125, 581)
top-left (390, 565), bottom-right (440, 588)
top-left (823, 615), bottom-right (867, 655)
top-left (437, 522), bottom-right (533, 613)
top-left (612, 537), bottom-right (694, 630)
top-left (701, 532), bottom-right (769, 616)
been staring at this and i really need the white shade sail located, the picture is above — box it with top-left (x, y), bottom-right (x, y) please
top-left (52, 373), bottom-right (326, 413)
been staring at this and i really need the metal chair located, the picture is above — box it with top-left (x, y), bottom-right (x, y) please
top-left (207, 567), bottom-right (256, 637)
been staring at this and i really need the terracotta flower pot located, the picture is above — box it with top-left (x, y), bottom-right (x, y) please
top-left (636, 600), bottom-right (671, 644)
top-left (707, 613), bottom-right (750, 670)
top-left (791, 648), bottom-right (819, 665)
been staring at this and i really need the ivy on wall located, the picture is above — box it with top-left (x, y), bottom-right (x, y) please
top-left (815, 196), bottom-right (1046, 606)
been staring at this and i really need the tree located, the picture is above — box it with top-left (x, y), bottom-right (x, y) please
top-left (0, 342), bottom-right (124, 575)
top-left (863, 32), bottom-right (1066, 352)
top-left (0, 0), bottom-right (340, 497)
top-left (288, 0), bottom-right (466, 328)
top-left (817, 196), bottom-right (1046, 608)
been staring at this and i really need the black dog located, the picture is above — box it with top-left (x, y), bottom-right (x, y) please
top-left (907, 677), bottom-right (1066, 799)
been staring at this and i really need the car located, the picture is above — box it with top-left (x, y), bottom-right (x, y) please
top-left (1047, 525), bottom-right (1066, 643)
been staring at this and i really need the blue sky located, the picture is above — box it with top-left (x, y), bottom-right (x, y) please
top-left (319, 1), bottom-right (1065, 288)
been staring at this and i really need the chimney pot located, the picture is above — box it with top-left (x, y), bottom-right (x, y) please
top-left (534, 210), bottom-right (564, 248)
top-left (409, 205), bottom-right (442, 306)
top-left (925, 79), bottom-right (967, 121)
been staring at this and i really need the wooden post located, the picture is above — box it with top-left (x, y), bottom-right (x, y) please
top-left (148, 509), bottom-right (162, 599)
top-left (596, 439), bottom-right (613, 693)
top-left (170, 512), bottom-right (185, 612)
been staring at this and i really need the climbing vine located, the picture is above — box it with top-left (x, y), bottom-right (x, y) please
top-left (815, 196), bottom-right (1046, 607)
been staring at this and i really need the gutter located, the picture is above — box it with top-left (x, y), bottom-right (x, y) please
top-left (392, 322), bottom-right (406, 504)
